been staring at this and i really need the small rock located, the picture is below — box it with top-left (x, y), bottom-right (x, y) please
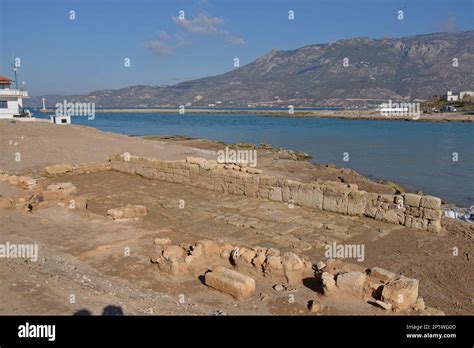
top-left (316, 261), bottom-right (326, 270)
top-left (375, 300), bottom-right (393, 311)
top-left (153, 237), bottom-right (171, 245)
top-left (273, 284), bottom-right (285, 292)
top-left (308, 300), bottom-right (321, 313)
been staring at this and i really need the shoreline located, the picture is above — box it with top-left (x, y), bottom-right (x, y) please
top-left (36, 108), bottom-right (474, 122)
top-left (1, 119), bottom-right (469, 207)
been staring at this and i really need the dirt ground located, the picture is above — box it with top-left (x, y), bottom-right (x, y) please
top-left (0, 170), bottom-right (472, 315)
top-left (0, 120), bottom-right (472, 315)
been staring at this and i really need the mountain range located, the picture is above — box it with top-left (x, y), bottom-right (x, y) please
top-left (29, 30), bottom-right (474, 108)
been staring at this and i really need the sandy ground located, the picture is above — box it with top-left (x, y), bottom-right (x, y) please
top-left (0, 120), bottom-right (472, 315)
top-left (0, 119), bottom-right (214, 173)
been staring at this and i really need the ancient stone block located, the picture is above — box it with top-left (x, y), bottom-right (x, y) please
top-left (162, 245), bottom-right (185, 262)
top-left (382, 275), bottom-right (419, 311)
top-left (336, 271), bottom-right (367, 296)
top-left (369, 267), bottom-right (396, 284)
top-left (321, 272), bottom-right (336, 294)
top-left (322, 186), bottom-right (349, 214)
top-left (282, 252), bottom-right (305, 286)
top-left (427, 220), bottom-right (442, 233)
top-left (263, 256), bottom-right (283, 275)
top-left (406, 206), bottom-right (423, 218)
top-left (71, 196), bottom-right (87, 210)
top-left (403, 193), bottom-right (422, 207)
top-left (375, 208), bottom-right (404, 224)
top-left (107, 204), bottom-right (147, 220)
top-left (243, 183), bottom-right (258, 197)
top-left (422, 208), bottom-right (442, 221)
top-left (297, 184), bottom-right (323, 209)
top-left (45, 164), bottom-right (74, 176)
top-left (347, 191), bottom-right (369, 216)
top-left (196, 239), bottom-right (220, 257)
top-left (204, 267), bottom-right (256, 300)
top-left (281, 180), bottom-right (300, 203)
top-left (420, 195), bottom-right (441, 209)
top-left (268, 187), bottom-right (283, 202)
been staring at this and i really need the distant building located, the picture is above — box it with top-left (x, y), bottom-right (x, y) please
top-left (446, 91), bottom-right (459, 102)
top-left (460, 91), bottom-right (474, 100)
top-left (0, 75), bottom-right (29, 119)
top-left (50, 114), bottom-right (71, 124)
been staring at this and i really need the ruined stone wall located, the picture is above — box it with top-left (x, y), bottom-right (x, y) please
top-left (0, 173), bottom-right (86, 211)
top-left (107, 153), bottom-right (442, 232)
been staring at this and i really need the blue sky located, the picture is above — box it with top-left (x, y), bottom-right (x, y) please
top-left (0, 0), bottom-right (473, 96)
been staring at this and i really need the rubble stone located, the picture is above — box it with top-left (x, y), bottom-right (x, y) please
top-left (382, 275), bottom-right (419, 311)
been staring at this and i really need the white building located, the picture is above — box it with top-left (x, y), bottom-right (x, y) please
top-left (50, 115), bottom-right (71, 124)
top-left (460, 91), bottom-right (474, 100)
top-left (446, 91), bottom-right (459, 102)
top-left (0, 75), bottom-right (29, 119)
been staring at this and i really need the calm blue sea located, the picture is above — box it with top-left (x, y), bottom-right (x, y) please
top-left (35, 112), bottom-right (474, 207)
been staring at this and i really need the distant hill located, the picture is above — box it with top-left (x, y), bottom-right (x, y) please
top-left (29, 31), bottom-right (474, 107)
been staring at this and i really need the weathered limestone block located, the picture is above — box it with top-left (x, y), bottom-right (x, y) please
top-left (69, 196), bottom-right (87, 210)
top-left (228, 184), bottom-right (245, 196)
top-left (375, 207), bottom-right (405, 224)
top-left (154, 238), bottom-right (171, 245)
top-left (251, 248), bottom-right (267, 270)
top-left (45, 164), bottom-right (74, 176)
top-left (406, 206), bottom-right (423, 218)
top-left (263, 255), bottom-right (284, 275)
top-left (347, 191), bottom-right (370, 216)
top-left (297, 184), bottom-right (323, 209)
top-left (282, 252), bottom-right (305, 286)
top-left (268, 186), bottom-right (283, 202)
top-left (369, 267), bottom-right (397, 284)
top-left (382, 275), bottom-right (419, 311)
top-left (107, 204), bottom-right (147, 220)
top-left (364, 193), bottom-right (380, 218)
top-left (422, 208), bottom-right (442, 221)
top-left (322, 185), bottom-right (349, 214)
top-left (405, 216), bottom-right (428, 230)
top-left (204, 267), bottom-right (256, 300)
top-left (234, 248), bottom-right (256, 267)
top-left (427, 220), bottom-right (442, 233)
top-left (336, 271), bottom-right (367, 296)
top-left (281, 180), bottom-right (300, 203)
top-left (110, 160), bottom-right (137, 175)
top-left (243, 183), bottom-right (258, 197)
top-left (196, 239), bottom-right (221, 258)
top-left (420, 195), bottom-right (441, 209)
top-left (257, 187), bottom-right (270, 200)
top-left (321, 272), bottom-right (336, 294)
top-left (186, 156), bottom-right (209, 169)
top-left (163, 245), bottom-right (185, 262)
